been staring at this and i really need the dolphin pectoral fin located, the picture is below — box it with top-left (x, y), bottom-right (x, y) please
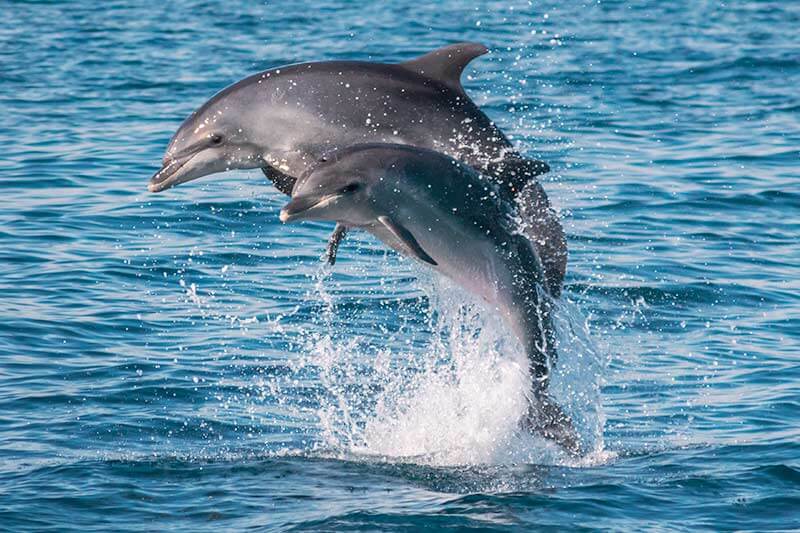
top-left (399, 42), bottom-right (488, 96)
top-left (522, 394), bottom-right (581, 456)
top-left (377, 216), bottom-right (437, 266)
top-left (324, 223), bottom-right (348, 266)
top-left (261, 166), bottom-right (297, 196)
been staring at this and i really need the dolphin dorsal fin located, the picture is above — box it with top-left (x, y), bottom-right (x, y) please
top-left (400, 42), bottom-right (489, 96)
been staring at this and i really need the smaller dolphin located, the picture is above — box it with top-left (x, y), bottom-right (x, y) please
top-left (280, 144), bottom-right (578, 453)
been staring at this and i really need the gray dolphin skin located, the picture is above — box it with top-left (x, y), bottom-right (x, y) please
top-left (279, 143), bottom-right (578, 453)
top-left (149, 42), bottom-right (550, 264)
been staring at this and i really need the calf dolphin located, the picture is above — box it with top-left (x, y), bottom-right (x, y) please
top-left (279, 143), bottom-right (578, 453)
top-left (148, 42), bottom-right (550, 264)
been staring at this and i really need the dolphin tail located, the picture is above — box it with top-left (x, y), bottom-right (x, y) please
top-left (485, 155), bottom-right (567, 297)
top-left (519, 292), bottom-right (581, 454)
top-left (522, 351), bottom-right (581, 455)
top-left (516, 180), bottom-right (568, 298)
top-left (485, 154), bottom-right (550, 198)
top-left (522, 391), bottom-right (581, 455)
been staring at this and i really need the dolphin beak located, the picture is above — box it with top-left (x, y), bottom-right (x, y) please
top-left (148, 153), bottom-right (197, 193)
top-left (279, 194), bottom-right (342, 223)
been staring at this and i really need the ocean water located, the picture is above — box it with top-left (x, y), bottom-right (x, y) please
top-left (2, 0), bottom-right (799, 530)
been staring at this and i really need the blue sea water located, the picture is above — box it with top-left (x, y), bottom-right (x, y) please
top-left (2, 0), bottom-right (799, 530)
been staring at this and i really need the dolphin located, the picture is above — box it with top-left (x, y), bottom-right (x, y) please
top-left (148, 42), bottom-right (550, 265)
top-left (279, 143), bottom-right (578, 453)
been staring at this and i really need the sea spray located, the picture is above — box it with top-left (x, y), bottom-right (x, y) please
top-left (304, 260), bottom-right (609, 466)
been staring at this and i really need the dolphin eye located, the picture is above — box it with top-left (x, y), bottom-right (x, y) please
top-left (210, 134), bottom-right (223, 145)
top-left (340, 182), bottom-right (360, 194)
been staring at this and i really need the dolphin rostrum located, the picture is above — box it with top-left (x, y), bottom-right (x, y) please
top-left (149, 43), bottom-right (550, 264)
top-left (279, 143), bottom-right (578, 453)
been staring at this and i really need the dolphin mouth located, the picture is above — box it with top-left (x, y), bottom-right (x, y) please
top-left (148, 153), bottom-right (197, 193)
top-left (279, 194), bottom-right (342, 223)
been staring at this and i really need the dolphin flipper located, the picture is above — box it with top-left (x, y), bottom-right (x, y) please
top-left (324, 223), bottom-right (348, 265)
top-left (261, 166), bottom-right (296, 196)
top-left (378, 216), bottom-right (437, 266)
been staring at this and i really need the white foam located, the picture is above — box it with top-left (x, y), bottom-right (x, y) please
top-left (305, 266), bottom-right (610, 467)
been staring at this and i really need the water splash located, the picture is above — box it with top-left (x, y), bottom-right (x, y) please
top-left (302, 265), bottom-right (610, 467)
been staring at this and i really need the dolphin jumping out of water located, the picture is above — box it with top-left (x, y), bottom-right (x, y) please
top-left (279, 143), bottom-right (578, 453)
top-left (148, 43), bottom-right (551, 266)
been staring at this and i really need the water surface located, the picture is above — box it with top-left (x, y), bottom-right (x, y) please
top-left (2, 0), bottom-right (799, 530)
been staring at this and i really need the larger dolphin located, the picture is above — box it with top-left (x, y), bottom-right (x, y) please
top-left (148, 43), bottom-right (551, 266)
top-left (279, 143), bottom-right (578, 453)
